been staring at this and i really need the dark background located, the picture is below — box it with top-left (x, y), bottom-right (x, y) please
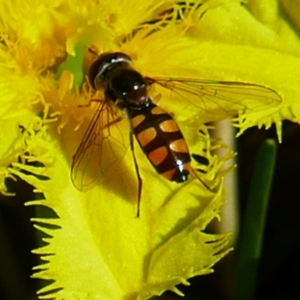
top-left (1, 120), bottom-right (299, 300)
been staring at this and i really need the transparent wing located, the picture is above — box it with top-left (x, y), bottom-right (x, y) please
top-left (148, 77), bottom-right (281, 118)
top-left (71, 100), bottom-right (129, 191)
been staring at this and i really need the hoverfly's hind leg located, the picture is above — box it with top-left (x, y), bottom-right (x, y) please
top-left (190, 153), bottom-right (212, 191)
top-left (129, 130), bottom-right (143, 218)
top-left (190, 167), bottom-right (212, 191)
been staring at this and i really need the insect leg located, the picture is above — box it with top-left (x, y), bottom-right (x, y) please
top-left (129, 130), bottom-right (143, 218)
top-left (88, 47), bottom-right (99, 57)
top-left (190, 166), bottom-right (212, 191)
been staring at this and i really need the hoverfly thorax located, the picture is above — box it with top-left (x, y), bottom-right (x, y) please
top-left (108, 68), bottom-right (149, 109)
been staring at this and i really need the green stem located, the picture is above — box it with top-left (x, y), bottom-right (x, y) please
top-left (234, 139), bottom-right (277, 300)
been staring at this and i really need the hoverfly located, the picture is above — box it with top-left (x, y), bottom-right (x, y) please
top-left (71, 52), bottom-right (281, 216)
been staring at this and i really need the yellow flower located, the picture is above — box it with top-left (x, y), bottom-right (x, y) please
top-left (0, 0), bottom-right (298, 299)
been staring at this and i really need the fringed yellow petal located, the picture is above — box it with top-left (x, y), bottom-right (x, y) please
top-left (188, 1), bottom-right (300, 136)
top-left (0, 45), bottom-right (47, 193)
top-left (4, 1), bottom-right (299, 299)
top-left (9, 96), bottom-right (230, 299)
top-left (120, 1), bottom-right (299, 139)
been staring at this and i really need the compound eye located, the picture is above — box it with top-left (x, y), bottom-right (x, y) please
top-left (88, 52), bottom-right (132, 89)
top-left (88, 59), bottom-right (102, 89)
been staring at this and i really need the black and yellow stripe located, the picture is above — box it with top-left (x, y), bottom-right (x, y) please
top-left (128, 101), bottom-right (191, 182)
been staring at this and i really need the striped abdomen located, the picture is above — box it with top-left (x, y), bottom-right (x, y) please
top-left (128, 101), bottom-right (191, 182)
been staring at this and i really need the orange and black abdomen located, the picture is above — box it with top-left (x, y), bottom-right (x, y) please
top-left (128, 102), bottom-right (191, 182)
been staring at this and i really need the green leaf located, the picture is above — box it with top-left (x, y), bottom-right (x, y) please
top-left (234, 139), bottom-right (277, 300)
